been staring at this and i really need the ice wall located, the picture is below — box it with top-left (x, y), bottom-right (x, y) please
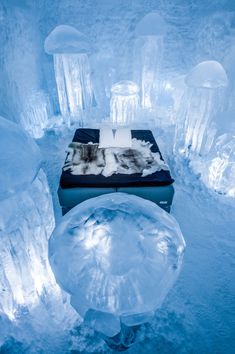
top-left (0, 169), bottom-right (56, 320)
top-left (19, 91), bottom-right (51, 139)
top-left (44, 25), bottom-right (94, 125)
top-left (0, 117), bottom-right (75, 348)
top-left (0, 4), bottom-right (49, 138)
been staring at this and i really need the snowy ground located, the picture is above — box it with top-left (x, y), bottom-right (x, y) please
top-left (36, 125), bottom-right (235, 353)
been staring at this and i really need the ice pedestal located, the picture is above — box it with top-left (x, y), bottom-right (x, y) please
top-left (49, 193), bottom-right (185, 346)
top-left (133, 13), bottom-right (166, 109)
top-left (110, 81), bottom-right (139, 126)
top-left (174, 61), bottom-right (228, 158)
top-left (44, 25), bottom-right (94, 125)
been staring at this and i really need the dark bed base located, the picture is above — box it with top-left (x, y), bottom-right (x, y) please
top-left (58, 184), bottom-right (174, 215)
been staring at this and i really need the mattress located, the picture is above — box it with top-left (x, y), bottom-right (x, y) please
top-left (59, 128), bottom-right (174, 189)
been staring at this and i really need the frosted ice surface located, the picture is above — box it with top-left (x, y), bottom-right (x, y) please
top-left (0, 116), bottom-right (41, 201)
top-left (135, 12), bottom-right (166, 36)
top-left (49, 193), bottom-right (185, 337)
top-left (45, 26), bottom-right (94, 121)
top-left (0, 116), bottom-right (74, 336)
top-left (174, 61), bottom-right (228, 157)
top-left (0, 170), bottom-right (56, 320)
top-left (110, 81), bottom-right (139, 125)
top-left (53, 53), bottom-right (93, 119)
top-left (206, 134), bottom-right (235, 197)
top-left (111, 81), bottom-right (139, 96)
top-left (185, 61), bottom-right (228, 89)
top-left (44, 25), bottom-right (92, 54)
top-left (90, 47), bottom-right (117, 116)
top-left (134, 13), bottom-right (166, 109)
top-left (20, 91), bottom-right (51, 139)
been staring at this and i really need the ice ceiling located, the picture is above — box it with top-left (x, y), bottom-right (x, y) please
top-left (0, 0), bottom-right (235, 353)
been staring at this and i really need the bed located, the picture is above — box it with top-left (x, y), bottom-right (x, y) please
top-left (58, 128), bottom-right (174, 214)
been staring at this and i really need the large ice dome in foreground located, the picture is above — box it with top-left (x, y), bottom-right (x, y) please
top-left (49, 193), bottom-right (185, 337)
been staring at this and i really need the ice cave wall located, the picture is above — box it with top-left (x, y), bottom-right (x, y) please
top-left (0, 0), bottom-right (235, 352)
top-left (1, 0), bottom-right (235, 133)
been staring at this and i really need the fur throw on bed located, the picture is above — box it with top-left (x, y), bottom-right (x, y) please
top-left (63, 139), bottom-right (169, 177)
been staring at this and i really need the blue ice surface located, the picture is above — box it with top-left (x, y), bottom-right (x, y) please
top-left (49, 193), bottom-right (185, 337)
top-left (0, 0), bottom-right (235, 353)
top-left (0, 116), bottom-right (41, 201)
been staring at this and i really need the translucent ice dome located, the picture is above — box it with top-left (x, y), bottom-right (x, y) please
top-left (44, 25), bottom-right (92, 54)
top-left (185, 60), bottom-right (228, 89)
top-left (0, 116), bottom-right (41, 201)
top-left (49, 193), bottom-right (185, 336)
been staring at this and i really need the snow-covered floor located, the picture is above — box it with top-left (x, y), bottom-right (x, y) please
top-left (37, 125), bottom-right (235, 353)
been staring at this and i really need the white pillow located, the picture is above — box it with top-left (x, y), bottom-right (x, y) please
top-left (99, 127), bottom-right (132, 148)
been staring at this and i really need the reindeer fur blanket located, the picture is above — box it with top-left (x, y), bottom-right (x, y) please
top-left (63, 138), bottom-right (169, 177)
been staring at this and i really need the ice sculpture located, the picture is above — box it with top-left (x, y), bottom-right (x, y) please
top-left (0, 116), bottom-right (67, 323)
top-left (90, 47), bottom-right (117, 119)
top-left (174, 61), bottom-right (228, 157)
top-left (206, 134), bottom-right (235, 197)
top-left (133, 12), bottom-right (166, 109)
top-left (49, 193), bottom-right (185, 348)
top-left (19, 90), bottom-right (51, 139)
top-left (110, 81), bottom-right (139, 126)
top-left (44, 25), bottom-right (93, 124)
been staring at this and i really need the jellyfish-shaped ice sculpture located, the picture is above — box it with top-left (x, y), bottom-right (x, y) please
top-left (174, 61), bottom-right (228, 157)
top-left (205, 134), bottom-right (235, 197)
top-left (133, 12), bottom-right (166, 109)
top-left (44, 25), bottom-right (94, 124)
top-left (110, 80), bottom-right (140, 126)
top-left (0, 116), bottom-right (67, 322)
top-left (49, 193), bottom-right (185, 349)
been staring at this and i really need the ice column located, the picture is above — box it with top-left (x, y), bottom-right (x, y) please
top-left (133, 12), bottom-right (166, 109)
top-left (174, 61), bottom-right (228, 157)
top-left (49, 193), bottom-right (185, 349)
top-left (90, 47), bottom-right (117, 121)
top-left (0, 117), bottom-right (67, 322)
top-left (20, 90), bottom-right (51, 139)
top-left (110, 81), bottom-right (140, 126)
top-left (44, 25), bottom-right (93, 124)
top-left (206, 134), bottom-right (235, 197)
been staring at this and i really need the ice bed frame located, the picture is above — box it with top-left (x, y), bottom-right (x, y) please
top-left (58, 128), bottom-right (175, 215)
